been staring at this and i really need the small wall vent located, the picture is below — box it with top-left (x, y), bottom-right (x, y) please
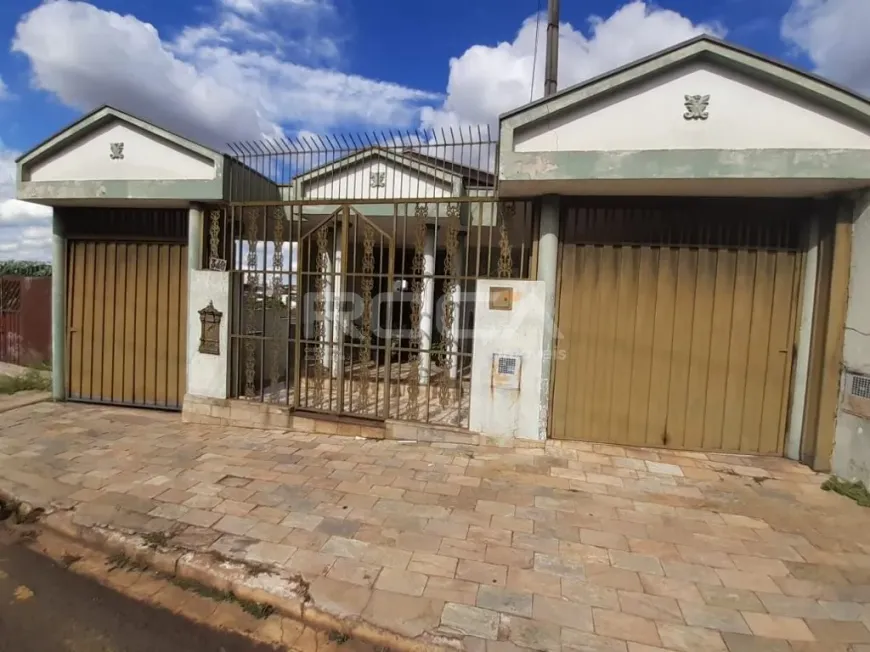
top-left (492, 354), bottom-right (522, 390)
top-left (844, 371), bottom-right (870, 419)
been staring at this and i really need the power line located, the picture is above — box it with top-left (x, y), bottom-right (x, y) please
top-left (530, 0), bottom-right (543, 102)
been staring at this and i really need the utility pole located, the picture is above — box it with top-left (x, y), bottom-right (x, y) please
top-left (536, 0), bottom-right (560, 440)
top-left (544, 0), bottom-right (560, 97)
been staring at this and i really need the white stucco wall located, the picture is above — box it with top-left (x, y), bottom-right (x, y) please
top-left (302, 158), bottom-right (451, 200)
top-left (833, 194), bottom-right (870, 485)
top-left (186, 270), bottom-right (230, 399)
top-left (515, 63), bottom-right (870, 153)
top-left (469, 280), bottom-right (545, 441)
top-left (28, 120), bottom-right (216, 182)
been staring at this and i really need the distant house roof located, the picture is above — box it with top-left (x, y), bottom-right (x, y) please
top-left (290, 146), bottom-right (495, 192)
top-left (401, 150), bottom-right (495, 188)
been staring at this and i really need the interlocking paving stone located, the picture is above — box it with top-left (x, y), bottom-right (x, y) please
top-left (4, 402), bottom-right (870, 651)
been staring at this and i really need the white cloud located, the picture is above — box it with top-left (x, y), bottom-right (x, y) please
top-left (421, 1), bottom-right (724, 130)
top-left (219, 0), bottom-right (331, 17)
top-left (0, 77), bottom-right (8, 100)
top-left (12, 0), bottom-right (438, 149)
top-left (782, 0), bottom-right (870, 94)
top-left (0, 146), bottom-right (53, 262)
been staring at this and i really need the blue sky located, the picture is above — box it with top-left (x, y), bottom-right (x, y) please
top-left (0, 0), bottom-right (838, 152)
top-left (0, 0), bottom-right (867, 259)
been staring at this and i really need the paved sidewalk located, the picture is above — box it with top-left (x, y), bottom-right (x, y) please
top-left (3, 402), bottom-right (870, 652)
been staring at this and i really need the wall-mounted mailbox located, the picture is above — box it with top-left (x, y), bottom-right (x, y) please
top-left (198, 300), bottom-right (223, 355)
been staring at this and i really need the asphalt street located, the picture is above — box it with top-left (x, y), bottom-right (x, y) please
top-left (0, 528), bottom-right (278, 652)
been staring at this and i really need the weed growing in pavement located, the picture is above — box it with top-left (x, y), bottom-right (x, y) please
top-left (822, 476), bottom-right (870, 507)
top-left (328, 630), bottom-right (350, 644)
top-left (142, 531), bottom-right (172, 549)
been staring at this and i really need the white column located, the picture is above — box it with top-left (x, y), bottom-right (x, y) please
top-left (185, 205), bottom-right (203, 394)
top-left (331, 225), bottom-right (343, 379)
top-left (449, 233), bottom-right (465, 379)
top-left (419, 226), bottom-right (436, 385)
top-left (536, 196), bottom-right (560, 440)
top-left (51, 211), bottom-right (65, 401)
top-left (786, 215), bottom-right (820, 460)
top-left (321, 250), bottom-right (334, 372)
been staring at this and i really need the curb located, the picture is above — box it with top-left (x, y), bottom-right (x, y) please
top-left (0, 490), bottom-right (461, 652)
top-left (0, 392), bottom-right (51, 415)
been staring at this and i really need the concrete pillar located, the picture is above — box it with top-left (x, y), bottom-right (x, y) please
top-left (186, 205), bottom-right (203, 385)
top-left (419, 226), bottom-right (436, 385)
top-left (188, 205), bottom-right (203, 270)
top-left (50, 211), bottom-right (65, 401)
top-left (330, 225), bottom-right (343, 379)
top-left (449, 233), bottom-right (466, 380)
top-left (787, 215), bottom-right (820, 461)
top-left (322, 249), bottom-right (334, 372)
top-left (536, 196), bottom-right (560, 440)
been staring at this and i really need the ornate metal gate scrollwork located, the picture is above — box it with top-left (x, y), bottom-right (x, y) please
top-left (269, 207), bottom-right (285, 400)
top-left (243, 207), bottom-right (259, 398)
top-left (498, 202), bottom-right (515, 278)
top-left (438, 205), bottom-right (461, 408)
top-left (359, 222), bottom-right (375, 409)
top-left (407, 205), bottom-right (428, 421)
top-left (311, 225), bottom-right (330, 408)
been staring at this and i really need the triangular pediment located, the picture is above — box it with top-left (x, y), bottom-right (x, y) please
top-left (18, 106), bottom-right (221, 183)
top-left (295, 149), bottom-right (460, 200)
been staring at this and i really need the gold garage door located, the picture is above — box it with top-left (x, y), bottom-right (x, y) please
top-left (65, 209), bottom-right (188, 410)
top-left (551, 200), bottom-right (805, 454)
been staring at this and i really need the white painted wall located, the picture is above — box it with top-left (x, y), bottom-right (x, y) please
top-left (834, 194), bottom-right (870, 485)
top-left (186, 270), bottom-right (230, 399)
top-left (302, 157), bottom-right (451, 200)
top-left (515, 63), bottom-right (870, 153)
top-left (28, 121), bottom-right (216, 182)
top-left (469, 280), bottom-right (546, 441)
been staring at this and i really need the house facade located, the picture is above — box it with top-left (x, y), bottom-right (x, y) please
top-left (15, 36), bottom-right (870, 484)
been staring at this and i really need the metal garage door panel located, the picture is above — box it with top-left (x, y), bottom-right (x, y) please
top-left (66, 238), bottom-right (187, 410)
top-left (551, 201), bottom-right (804, 454)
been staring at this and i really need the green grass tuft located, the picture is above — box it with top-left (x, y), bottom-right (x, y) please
top-left (0, 370), bottom-right (51, 395)
top-left (328, 630), bottom-right (350, 644)
top-left (821, 476), bottom-right (870, 507)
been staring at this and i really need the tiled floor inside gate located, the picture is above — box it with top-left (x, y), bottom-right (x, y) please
top-left (4, 402), bottom-right (870, 651)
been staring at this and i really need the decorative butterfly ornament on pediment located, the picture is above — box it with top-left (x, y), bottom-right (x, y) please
top-left (683, 94), bottom-right (710, 121)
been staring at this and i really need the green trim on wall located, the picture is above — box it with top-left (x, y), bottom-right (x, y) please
top-left (498, 37), bottom-right (870, 186)
top-left (18, 178), bottom-right (225, 202)
top-left (16, 105), bottom-right (228, 204)
top-left (499, 149), bottom-right (870, 182)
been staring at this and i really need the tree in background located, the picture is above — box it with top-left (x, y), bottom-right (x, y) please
top-left (0, 261), bottom-right (51, 277)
